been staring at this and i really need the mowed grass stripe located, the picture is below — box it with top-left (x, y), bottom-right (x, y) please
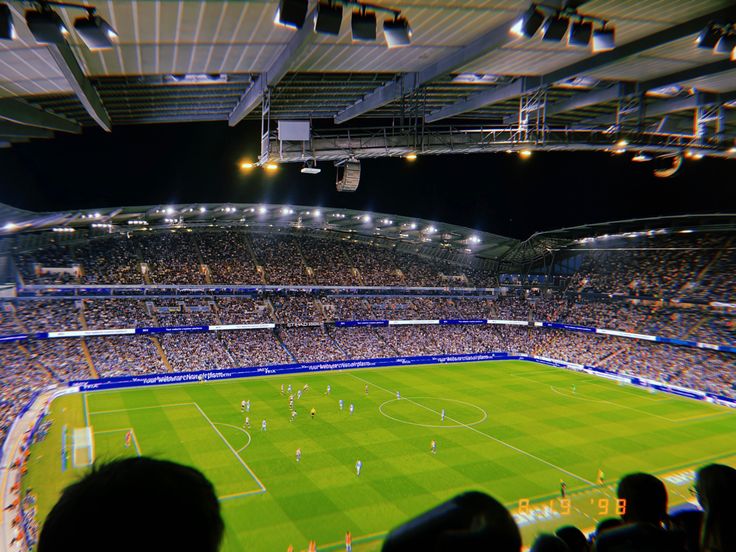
top-left (24, 360), bottom-right (736, 551)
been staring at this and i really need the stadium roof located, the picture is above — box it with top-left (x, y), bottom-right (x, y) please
top-left (0, 0), bottom-right (734, 158)
top-left (0, 201), bottom-right (518, 263)
top-left (503, 212), bottom-right (736, 264)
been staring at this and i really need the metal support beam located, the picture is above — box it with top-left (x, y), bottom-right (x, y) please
top-left (0, 121), bottom-right (53, 139)
top-left (0, 98), bottom-right (80, 133)
top-left (47, 41), bottom-right (111, 131)
top-left (423, 5), bottom-right (736, 122)
top-left (229, 9), bottom-right (317, 126)
top-left (426, 78), bottom-right (540, 123)
top-left (334, 10), bottom-right (525, 124)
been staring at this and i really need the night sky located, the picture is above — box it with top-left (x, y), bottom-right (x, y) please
top-left (0, 121), bottom-right (733, 240)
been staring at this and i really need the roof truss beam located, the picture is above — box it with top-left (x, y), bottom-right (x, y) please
top-left (229, 9), bottom-right (316, 126)
top-left (0, 97), bottom-right (80, 133)
top-left (47, 41), bottom-right (111, 131)
top-left (425, 4), bottom-right (736, 122)
top-left (0, 121), bottom-right (53, 139)
top-left (334, 10), bottom-right (525, 124)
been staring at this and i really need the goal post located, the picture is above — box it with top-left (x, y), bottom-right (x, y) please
top-left (72, 427), bottom-right (95, 468)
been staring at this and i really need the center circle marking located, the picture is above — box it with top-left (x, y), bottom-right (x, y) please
top-left (378, 397), bottom-right (487, 428)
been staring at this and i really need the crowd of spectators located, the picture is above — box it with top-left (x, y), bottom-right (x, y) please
top-left (86, 336), bottom-right (166, 378)
top-left (216, 298), bottom-right (271, 324)
top-left (250, 233), bottom-right (310, 285)
top-left (220, 330), bottom-right (292, 367)
top-left (160, 333), bottom-right (233, 372)
top-left (196, 230), bottom-right (260, 284)
top-left (140, 232), bottom-right (207, 285)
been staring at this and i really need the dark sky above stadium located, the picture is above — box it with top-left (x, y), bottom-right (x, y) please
top-left (0, 121), bottom-right (733, 240)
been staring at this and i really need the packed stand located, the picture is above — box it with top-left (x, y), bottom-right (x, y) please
top-left (251, 233), bottom-right (310, 285)
top-left (82, 299), bottom-right (155, 329)
top-left (271, 296), bottom-right (324, 325)
top-left (220, 329), bottom-right (292, 367)
top-left (160, 333), bottom-right (233, 371)
top-left (29, 339), bottom-right (91, 382)
top-left (216, 298), bottom-right (272, 324)
top-left (14, 300), bottom-right (81, 333)
top-left (77, 236), bottom-right (143, 284)
top-left (277, 327), bottom-right (344, 363)
top-left (86, 336), bottom-right (166, 378)
top-left (299, 236), bottom-right (359, 286)
top-left (196, 230), bottom-right (261, 284)
top-left (140, 232), bottom-right (206, 284)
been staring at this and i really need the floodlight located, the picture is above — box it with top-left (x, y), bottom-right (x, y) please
top-left (240, 161), bottom-right (254, 170)
top-left (383, 16), bottom-right (411, 48)
top-left (274, 0), bottom-right (308, 29)
top-left (315, 1), bottom-right (342, 35)
top-left (0, 4), bottom-right (15, 40)
top-left (404, 152), bottom-right (417, 161)
top-left (513, 5), bottom-right (544, 38)
top-left (632, 153), bottom-right (651, 162)
top-left (264, 162), bottom-right (279, 171)
top-left (697, 23), bottom-right (721, 49)
top-left (542, 15), bottom-right (568, 42)
top-left (518, 149), bottom-right (532, 158)
top-left (351, 10), bottom-right (376, 42)
top-left (714, 32), bottom-right (736, 55)
top-left (592, 26), bottom-right (615, 52)
top-left (568, 20), bottom-right (592, 47)
top-left (26, 8), bottom-right (69, 44)
top-left (74, 14), bottom-right (117, 50)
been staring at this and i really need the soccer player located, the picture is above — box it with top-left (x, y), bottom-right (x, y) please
top-left (261, 419), bottom-right (267, 432)
top-left (597, 468), bottom-right (605, 485)
top-left (287, 384), bottom-right (292, 394)
top-left (396, 390), bottom-right (401, 399)
top-left (124, 431), bottom-right (132, 449)
top-left (441, 409), bottom-right (445, 422)
top-left (281, 384), bottom-right (285, 395)
top-left (326, 384), bottom-right (331, 395)
top-left (431, 439), bottom-right (437, 454)
top-left (244, 417), bottom-right (250, 429)
top-left (308, 541), bottom-right (316, 552)
top-left (245, 400), bottom-right (250, 413)
top-left (310, 407), bottom-right (316, 419)
top-left (303, 384), bottom-right (309, 391)
top-left (572, 384), bottom-right (576, 394)
top-left (346, 531), bottom-right (352, 552)
top-left (349, 403), bottom-right (354, 415)
top-left (296, 448), bottom-right (301, 463)
top-left (365, 384), bottom-right (369, 395)
top-left (355, 459), bottom-right (362, 476)
top-left (297, 389), bottom-right (302, 400)
top-left (560, 480), bottom-right (567, 498)
top-left (339, 399), bottom-right (344, 411)
top-left (241, 400), bottom-right (246, 413)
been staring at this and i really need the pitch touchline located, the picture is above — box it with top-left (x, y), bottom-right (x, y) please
top-left (348, 373), bottom-right (595, 486)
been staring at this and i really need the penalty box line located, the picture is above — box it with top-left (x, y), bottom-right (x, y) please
top-left (348, 373), bottom-right (595, 486)
top-left (88, 401), bottom-right (266, 497)
top-left (94, 427), bottom-right (143, 456)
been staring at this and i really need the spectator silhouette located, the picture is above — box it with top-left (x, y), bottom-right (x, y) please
top-left (695, 463), bottom-right (736, 552)
top-left (555, 525), bottom-right (589, 552)
top-left (617, 473), bottom-right (668, 526)
top-left (382, 491), bottom-right (521, 551)
top-left (531, 533), bottom-right (570, 551)
top-left (38, 457), bottom-right (224, 552)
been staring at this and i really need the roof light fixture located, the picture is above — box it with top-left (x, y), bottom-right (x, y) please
top-left (714, 32), bottom-right (736, 55)
top-left (274, 0), bottom-right (308, 29)
top-left (542, 14), bottom-right (568, 42)
top-left (0, 3), bottom-right (15, 40)
top-left (315, 1), bottom-right (342, 35)
top-left (351, 8), bottom-right (376, 42)
top-left (592, 25), bottom-right (615, 52)
top-left (74, 13), bottom-right (117, 49)
top-left (25, 7), bottom-right (69, 44)
top-left (383, 16), bottom-right (411, 48)
top-left (568, 19), bottom-right (592, 47)
top-left (513, 5), bottom-right (544, 38)
top-left (697, 23), bottom-right (721, 49)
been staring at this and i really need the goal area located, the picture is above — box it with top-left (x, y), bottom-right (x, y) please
top-left (72, 427), bottom-right (95, 468)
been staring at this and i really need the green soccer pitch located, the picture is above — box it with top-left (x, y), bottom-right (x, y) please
top-left (22, 360), bottom-right (736, 550)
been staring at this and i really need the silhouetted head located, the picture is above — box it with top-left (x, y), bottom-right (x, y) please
top-left (555, 525), bottom-right (588, 552)
top-left (695, 463), bottom-right (736, 552)
top-left (530, 533), bottom-right (570, 552)
top-left (617, 473), bottom-right (668, 525)
top-left (39, 457), bottom-right (224, 552)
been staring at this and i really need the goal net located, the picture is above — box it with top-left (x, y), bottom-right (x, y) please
top-left (72, 427), bottom-right (95, 468)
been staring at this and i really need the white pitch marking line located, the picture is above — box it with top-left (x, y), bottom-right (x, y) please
top-left (90, 402), bottom-right (196, 415)
top-left (213, 422), bottom-right (252, 452)
top-left (348, 373), bottom-right (595, 486)
top-left (192, 402), bottom-right (266, 493)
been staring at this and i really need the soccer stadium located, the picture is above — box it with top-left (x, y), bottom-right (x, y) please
top-left (0, 0), bottom-right (735, 551)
